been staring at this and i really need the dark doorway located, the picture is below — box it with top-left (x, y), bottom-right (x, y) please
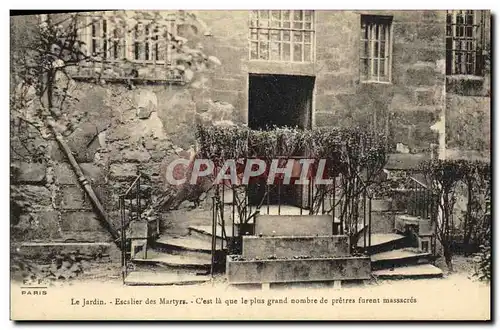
top-left (248, 74), bottom-right (315, 207)
top-left (249, 74), bottom-right (314, 130)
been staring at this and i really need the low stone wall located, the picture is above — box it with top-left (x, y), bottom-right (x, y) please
top-left (255, 214), bottom-right (333, 236)
top-left (226, 255), bottom-right (371, 284)
top-left (242, 235), bottom-right (350, 259)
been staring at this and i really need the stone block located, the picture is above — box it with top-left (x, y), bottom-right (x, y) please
top-left (13, 211), bottom-right (61, 240)
top-left (121, 149), bottom-right (152, 163)
top-left (54, 162), bottom-right (105, 185)
top-left (17, 242), bottom-right (114, 261)
top-left (60, 211), bottom-right (104, 232)
top-left (13, 162), bottom-right (46, 184)
top-left (80, 163), bottom-right (106, 183)
top-left (415, 88), bottom-right (437, 106)
top-left (242, 235), bottom-right (349, 259)
top-left (66, 122), bottom-right (102, 162)
top-left (11, 185), bottom-right (52, 211)
top-left (404, 63), bottom-right (438, 86)
top-left (58, 186), bottom-right (91, 210)
top-left (255, 214), bottom-right (332, 236)
top-left (54, 163), bottom-right (77, 185)
top-left (226, 255), bottom-right (371, 284)
top-left (109, 163), bottom-right (139, 181)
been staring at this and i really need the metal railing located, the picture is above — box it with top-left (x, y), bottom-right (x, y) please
top-left (210, 171), bottom-right (378, 273)
top-left (119, 173), bottom-right (153, 282)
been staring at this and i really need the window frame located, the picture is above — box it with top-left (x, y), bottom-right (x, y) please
top-left (80, 13), bottom-right (178, 66)
top-left (446, 10), bottom-right (486, 77)
top-left (359, 15), bottom-right (393, 84)
top-left (248, 10), bottom-right (315, 63)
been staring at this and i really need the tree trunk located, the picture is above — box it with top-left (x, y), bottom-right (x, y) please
top-left (443, 247), bottom-right (454, 272)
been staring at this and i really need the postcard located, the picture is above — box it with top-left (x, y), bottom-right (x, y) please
top-left (10, 9), bottom-right (491, 320)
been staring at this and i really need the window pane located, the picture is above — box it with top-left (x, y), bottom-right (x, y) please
top-left (250, 28), bottom-right (258, 40)
top-left (293, 10), bottom-right (303, 21)
top-left (250, 41), bottom-right (258, 59)
top-left (283, 43), bottom-right (290, 61)
top-left (293, 31), bottom-right (302, 43)
top-left (270, 30), bottom-right (280, 41)
top-left (260, 10), bottom-right (269, 19)
top-left (270, 20), bottom-right (281, 28)
top-left (304, 10), bottom-right (313, 21)
top-left (283, 21), bottom-right (291, 28)
top-left (374, 41), bottom-right (379, 57)
top-left (270, 42), bottom-right (280, 60)
top-left (304, 44), bottom-right (311, 61)
top-left (380, 59), bottom-right (386, 76)
top-left (361, 59), bottom-right (369, 78)
top-left (305, 22), bottom-right (312, 30)
top-left (259, 29), bottom-right (269, 40)
top-left (282, 10), bottom-right (290, 20)
top-left (361, 40), bottom-right (369, 58)
top-left (304, 32), bottom-right (311, 43)
top-left (293, 43), bottom-right (302, 61)
top-left (373, 60), bottom-right (379, 78)
top-left (259, 42), bottom-right (269, 60)
top-left (293, 22), bottom-right (303, 29)
top-left (283, 31), bottom-right (290, 41)
top-left (380, 24), bottom-right (386, 41)
top-left (271, 10), bottom-right (281, 20)
top-left (250, 10), bottom-right (258, 27)
top-left (380, 41), bottom-right (386, 58)
top-left (361, 23), bottom-right (367, 39)
top-left (259, 20), bottom-right (269, 28)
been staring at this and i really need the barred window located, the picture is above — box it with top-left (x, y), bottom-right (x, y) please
top-left (89, 18), bottom-right (125, 61)
top-left (249, 10), bottom-right (314, 62)
top-left (83, 14), bottom-right (177, 65)
top-left (446, 10), bottom-right (486, 76)
top-left (360, 15), bottom-right (393, 83)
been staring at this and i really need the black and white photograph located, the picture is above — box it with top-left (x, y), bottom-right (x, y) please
top-left (8, 8), bottom-right (492, 320)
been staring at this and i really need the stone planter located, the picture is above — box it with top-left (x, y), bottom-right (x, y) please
top-left (226, 255), bottom-right (371, 284)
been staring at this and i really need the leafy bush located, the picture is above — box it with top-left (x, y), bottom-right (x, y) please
top-left (196, 124), bottom-right (388, 252)
top-left (420, 159), bottom-right (491, 272)
top-left (473, 242), bottom-right (491, 282)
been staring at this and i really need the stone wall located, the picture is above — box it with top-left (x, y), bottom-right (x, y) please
top-left (315, 10), bottom-right (446, 156)
top-left (445, 12), bottom-right (491, 161)
top-left (10, 12), bottom-right (241, 243)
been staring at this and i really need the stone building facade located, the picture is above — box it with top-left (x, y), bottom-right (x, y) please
top-left (10, 10), bottom-right (491, 246)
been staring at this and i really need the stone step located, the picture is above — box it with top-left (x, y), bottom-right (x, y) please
top-left (124, 271), bottom-right (210, 286)
top-left (153, 235), bottom-right (220, 260)
top-left (372, 264), bottom-right (443, 279)
top-left (255, 214), bottom-right (333, 236)
top-left (357, 233), bottom-right (410, 254)
top-left (371, 248), bottom-right (433, 270)
top-left (242, 235), bottom-right (349, 259)
top-left (188, 225), bottom-right (236, 239)
top-left (227, 255), bottom-right (371, 285)
top-left (132, 250), bottom-right (211, 270)
top-left (187, 225), bottom-right (236, 248)
top-left (155, 235), bottom-right (213, 252)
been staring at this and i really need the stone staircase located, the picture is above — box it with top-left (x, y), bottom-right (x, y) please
top-left (123, 226), bottom-right (223, 286)
top-left (122, 179), bottom-right (443, 285)
top-left (357, 232), bottom-right (442, 280)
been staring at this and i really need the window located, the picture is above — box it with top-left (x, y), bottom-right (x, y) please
top-left (249, 10), bottom-right (314, 62)
top-left (446, 10), bottom-right (486, 76)
top-left (360, 15), bottom-right (393, 83)
top-left (82, 13), bottom-right (177, 65)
